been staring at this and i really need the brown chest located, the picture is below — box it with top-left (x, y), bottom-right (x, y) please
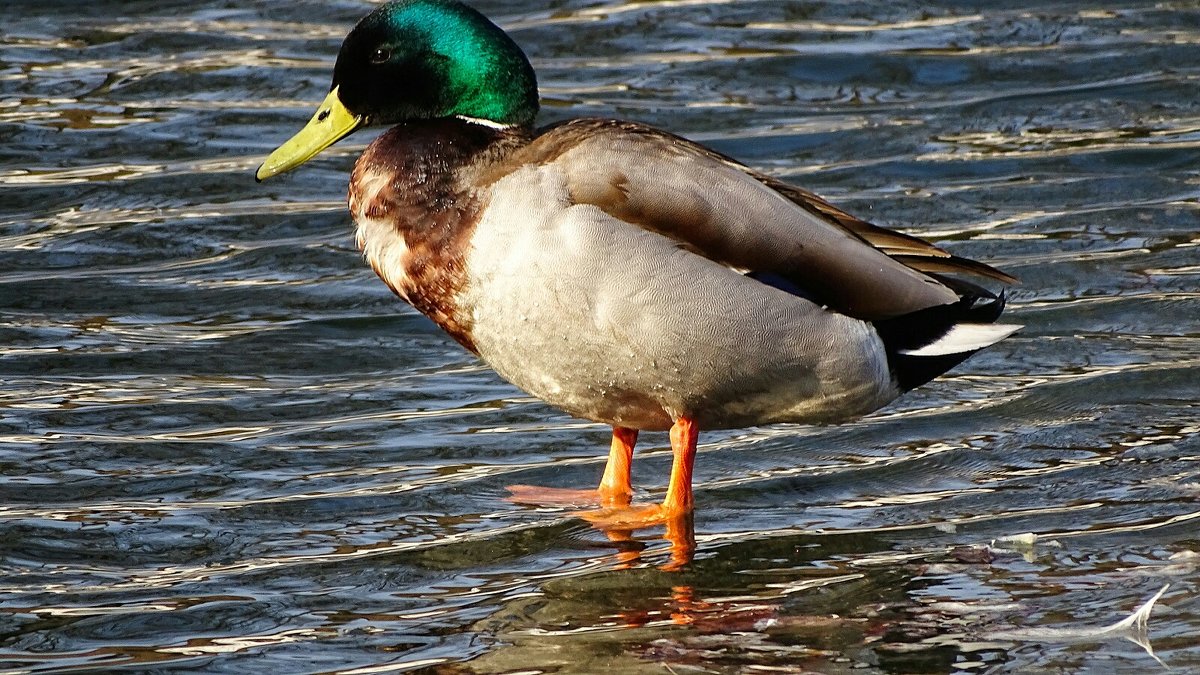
top-left (350, 166), bottom-right (482, 355)
top-left (343, 119), bottom-right (532, 356)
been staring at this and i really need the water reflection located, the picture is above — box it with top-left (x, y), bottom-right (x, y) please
top-left (600, 513), bottom-right (697, 572)
top-left (468, 531), bottom-right (995, 672)
top-left (469, 530), bottom-right (1181, 673)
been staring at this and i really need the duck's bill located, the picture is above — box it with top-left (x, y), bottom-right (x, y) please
top-left (255, 87), bottom-right (363, 182)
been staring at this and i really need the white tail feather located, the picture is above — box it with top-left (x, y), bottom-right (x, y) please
top-left (899, 323), bottom-right (1022, 357)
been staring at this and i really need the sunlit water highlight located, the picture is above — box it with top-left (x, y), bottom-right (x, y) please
top-left (1, 1), bottom-right (1198, 673)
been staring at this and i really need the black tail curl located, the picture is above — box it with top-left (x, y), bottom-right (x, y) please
top-left (873, 291), bottom-right (1007, 392)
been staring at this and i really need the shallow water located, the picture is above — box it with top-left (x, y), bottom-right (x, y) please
top-left (2, 0), bottom-right (1199, 672)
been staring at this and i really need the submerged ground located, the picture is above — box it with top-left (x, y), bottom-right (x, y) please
top-left (1, 1), bottom-right (1198, 672)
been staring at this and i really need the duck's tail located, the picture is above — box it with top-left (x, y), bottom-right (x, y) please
top-left (873, 290), bottom-right (1021, 392)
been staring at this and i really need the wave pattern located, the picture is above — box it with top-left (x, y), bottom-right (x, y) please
top-left (1, 0), bottom-right (1198, 672)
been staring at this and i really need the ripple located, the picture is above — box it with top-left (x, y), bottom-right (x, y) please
top-left (3, 0), bottom-right (1200, 673)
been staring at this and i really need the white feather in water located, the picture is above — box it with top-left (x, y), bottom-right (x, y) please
top-left (990, 584), bottom-right (1171, 667)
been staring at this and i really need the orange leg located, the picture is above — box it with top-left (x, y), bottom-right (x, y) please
top-left (580, 417), bottom-right (699, 568)
top-left (581, 416), bottom-right (700, 526)
top-left (663, 417), bottom-right (698, 515)
top-left (507, 426), bottom-right (638, 507)
top-left (598, 426), bottom-right (638, 507)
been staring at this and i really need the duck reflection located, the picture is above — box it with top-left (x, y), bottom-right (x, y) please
top-left (463, 530), bottom-right (1026, 674)
top-left (595, 511), bottom-right (696, 572)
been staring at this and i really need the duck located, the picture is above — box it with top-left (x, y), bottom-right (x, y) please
top-left (256, 0), bottom-right (1020, 533)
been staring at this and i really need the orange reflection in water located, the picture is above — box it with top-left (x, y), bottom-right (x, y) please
top-left (597, 510), bottom-right (697, 572)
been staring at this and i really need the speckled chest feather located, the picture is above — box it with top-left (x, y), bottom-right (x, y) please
top-left (348, 119), bottom-right (528, 353)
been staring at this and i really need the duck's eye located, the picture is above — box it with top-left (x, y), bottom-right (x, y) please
top-left (369, 48), bottom-right (391, 64)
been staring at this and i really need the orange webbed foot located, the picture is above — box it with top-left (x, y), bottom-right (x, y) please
top-left (580, 505), bottom-right (696, 571)
top-left (578, 418), bottom-right (700, 570)
top-left (508, 419), bottom-right (701, 569)
top-left (505, 426), bottom-right (639, 508)
top-left (578, 502), bottom-right (675, 529)
top-left (578, 417), bottom-right (697, 530)
top-left (506, 484), bottom-right (631, 508)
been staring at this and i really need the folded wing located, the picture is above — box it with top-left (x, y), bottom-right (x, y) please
top-left (515, 119), bottom-right (1014, 320)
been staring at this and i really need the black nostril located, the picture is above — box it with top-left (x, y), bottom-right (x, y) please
top-left (317, 109), bottom-right (330, 122)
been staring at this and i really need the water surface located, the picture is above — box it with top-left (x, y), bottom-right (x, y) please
top-left (2, 0), bottom-right (1199, 672)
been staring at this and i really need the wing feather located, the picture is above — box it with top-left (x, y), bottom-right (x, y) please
top-left (500, 119), bottom-right (1014, 319)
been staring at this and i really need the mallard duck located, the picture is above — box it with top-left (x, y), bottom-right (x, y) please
top-left (256, 0), bottom-right (1019, 530)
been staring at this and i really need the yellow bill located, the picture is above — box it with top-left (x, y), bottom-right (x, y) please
top-left (256, 87), bottom-right (363, 181)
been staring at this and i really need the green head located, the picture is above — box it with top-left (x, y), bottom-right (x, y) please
top-left (336, 0), bottom-right (538, 126)
top-left (257, 0), bottom-right (538, 180)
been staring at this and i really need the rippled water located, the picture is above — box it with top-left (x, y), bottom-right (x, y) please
top-left (3, 1), bottom-right (1199, 672)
